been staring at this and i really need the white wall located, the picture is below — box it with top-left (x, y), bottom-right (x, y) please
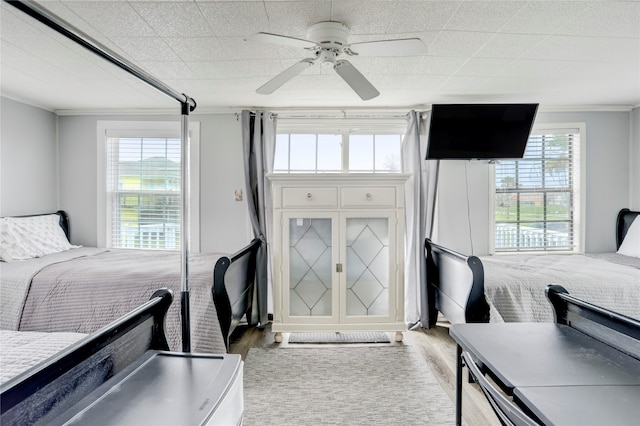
top-left (436, 110), bottom-right (633, 255)
top-left (57, 112), bottom-right (250, 252)
top-left (0, 97), bottom-right (57, 216)
top-left (631, 106), bottom-right (640, 210)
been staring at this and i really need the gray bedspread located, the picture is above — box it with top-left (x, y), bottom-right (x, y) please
top-left (1, 248), bottom-right (106, 330)
top-left (0, 329), bottom-right (86, 384)
top-left (1, 248), bottom-right (226, 354)
top-left (481, 253), bottom-right (640, 323)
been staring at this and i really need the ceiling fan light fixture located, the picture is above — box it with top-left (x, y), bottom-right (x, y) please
top-left (248, 21), bottom-right (427, 100)
top-left (306, 21), bottom-right (350, 49)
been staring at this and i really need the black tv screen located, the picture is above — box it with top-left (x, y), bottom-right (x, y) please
top-left (426, 103), bottom-right (539, 160)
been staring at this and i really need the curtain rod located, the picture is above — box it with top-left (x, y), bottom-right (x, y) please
top-left (239, 110), bottom-right (425, 121)
top-left (5, 0), bottom-right (196, 111)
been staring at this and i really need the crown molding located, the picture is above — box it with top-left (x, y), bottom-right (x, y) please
top-left (26, 103), bottom-right (639, 117)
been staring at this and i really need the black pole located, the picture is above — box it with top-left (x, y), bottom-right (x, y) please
top-left (180, 100), bottom-right (191, 353)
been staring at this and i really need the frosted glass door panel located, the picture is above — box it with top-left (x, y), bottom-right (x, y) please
top-left (289, 218), bottom-right (332, 316)
top-left (345, 218), bottom-right (389, 316)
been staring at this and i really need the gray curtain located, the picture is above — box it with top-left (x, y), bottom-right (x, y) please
top-left (402, 110), bottom-right (440, 328)
top-left (241, 110), bottom-right (276, 326)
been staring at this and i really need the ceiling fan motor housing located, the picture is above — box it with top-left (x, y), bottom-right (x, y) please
top-left (306, 21), bottom-right (350, 50)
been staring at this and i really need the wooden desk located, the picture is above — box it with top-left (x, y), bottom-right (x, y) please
top-left (450, 323), bottom-right (640, 425)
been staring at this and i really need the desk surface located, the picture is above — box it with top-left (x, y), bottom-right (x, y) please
top-left (450, 322), bottom-right (640, 388)
top-left (515, 385), bottom-right (640, 426)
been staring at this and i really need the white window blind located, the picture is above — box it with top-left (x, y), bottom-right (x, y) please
top-left (106, 134), bottom-right (181, 250)
top-left (494, 128), bottom-right (580, 252)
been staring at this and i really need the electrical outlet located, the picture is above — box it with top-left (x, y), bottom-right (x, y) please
top-left (234, 189), bottom-right (243, 201)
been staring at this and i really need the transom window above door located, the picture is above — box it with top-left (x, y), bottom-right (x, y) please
top-left (274, 117), bottom-right (405, 174)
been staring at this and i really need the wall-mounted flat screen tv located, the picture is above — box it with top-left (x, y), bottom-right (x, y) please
top-left (426, 103), bottom-right (539, 160)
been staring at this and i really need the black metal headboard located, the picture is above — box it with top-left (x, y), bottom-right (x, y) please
top-left (616, 208), bottom-right (640, 249)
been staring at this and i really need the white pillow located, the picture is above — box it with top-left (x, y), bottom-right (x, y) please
top-left (617, 217), bottom-right (640, 258)
top-left (0, 215), bottom-right (79, 262)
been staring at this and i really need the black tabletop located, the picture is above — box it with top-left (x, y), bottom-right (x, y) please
top-left (450, 323), bottom-right (640, 388)
top-left (514, 384), bottom-right (640, 426)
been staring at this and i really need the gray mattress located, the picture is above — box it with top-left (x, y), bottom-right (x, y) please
top-left (1, 247), bottom-right (227, 354)
top-left (481, 253), bottom-right (640, 323)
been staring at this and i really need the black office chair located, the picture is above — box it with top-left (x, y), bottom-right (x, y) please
top-left (461, 351), bottom-right (541, 426)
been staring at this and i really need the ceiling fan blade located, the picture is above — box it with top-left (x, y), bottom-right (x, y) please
top-left (345, 38), bottom-right (428, 56)
top-left (256, 59), bottom-right (317, 95)
top-left (246, 32), bottom-right (317, 49)
top-left (333, 60), bottom-right (380, 101)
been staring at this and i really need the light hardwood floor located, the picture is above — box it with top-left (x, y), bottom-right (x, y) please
top-left (229, 322), bottom-right (500, 426)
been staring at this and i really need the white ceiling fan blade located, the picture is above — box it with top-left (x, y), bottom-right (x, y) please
top-left (246, 32), bottom-right (317, 49)
top-left (333, 60), bottom-right (380, 101)
top-left (346, 38), bottom-right (428, 56)
top-left (256, 59), bottom-right (316, 95)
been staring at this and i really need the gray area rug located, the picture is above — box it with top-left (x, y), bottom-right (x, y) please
top-left (242, 345), bottom-right (457, 425)
top-left (288, 332), bottom-right (391, 344)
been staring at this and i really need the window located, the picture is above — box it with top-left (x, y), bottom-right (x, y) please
top-left (274, 118), bottom-right (405, 173)
top-left (275, 134), bottom-right (342, 172)
top-left (97, 121), bottom-right (200, 250)
top-left (493, 124), bottom-right (584, 253)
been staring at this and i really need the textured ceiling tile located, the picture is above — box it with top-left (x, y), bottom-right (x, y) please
top-left (138, 61), bottom-right (197, 79)
top-left (130, 2), bottom-right (214, 37)
top-left (501, 2), bottom-right (585, 35)
top-left (524, 35), bottom-right (639, 63)
top-left (188, 59), bottom-right (285, 79)
top-left (438, 75), bottom-right (490, 92)
top-left (387, 1), bottom-right (460, 33)
top-left (62, 1), bottom-right (155, 37)
top-left (164, 37), bottom-right (226, 62)
top-left (0, 5), bottom-right (42, 38)
top-left (560, 2), bottom-right (640, 38)
top-left (405, 74), bottom-right (450, 91)
top-left (413, 56), bottom-right (468, 76)
top-left (369, 56), bottom-right (423, 75)
top-left (481, 76), bottom-right (563, 95)
top-left (330, 1), bottom-right (397, 35)
top-left (0, 41), bottom-right (33, 64)
top-left (372, 74), bottom-right (446, 91)
top-left (198, 1), bottom-right (270, 37)
top-left (445, 1), bottom-right (525, 32)
top-left (454, 57), bottom-right (514, 77)
top-left (263, 1), bottom-right (332, 36)
top-left (220, 36), bottom-right (305, 60)
top-left (111, 36), bottom-right (181, 61)
top-left (428, 31), bottom-right (494, 57)
top-left (2, 0), bottom-right (639, 110)
top-left (496, 58), bottom-right (587, 79)
top-left (578, 61), bottom-right (640, 82)
top-left (474, 33), bottom-right (547, 59)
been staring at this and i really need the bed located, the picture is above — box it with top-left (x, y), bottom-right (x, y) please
top-left (1, 288), bottom-right (173, 424)
top-left (425, 208), bottom-right (640, 326)
top-left (0, 211), bottom-right (260, 353)
top-left (1, 287), bottom-right (245, 426)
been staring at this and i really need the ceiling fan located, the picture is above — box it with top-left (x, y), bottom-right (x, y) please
top-left (246, 22), bottom-right (428, 101)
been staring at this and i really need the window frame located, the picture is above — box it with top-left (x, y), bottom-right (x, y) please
top-left (97, 121), bottom-right (200, 251)
top-left (489, 122), bottom-right (586, 254)
top-left (275, 117), bottom-right (406, 174)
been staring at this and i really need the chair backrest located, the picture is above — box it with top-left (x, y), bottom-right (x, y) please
top-left (461, 351), bottom-right (540, 426)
